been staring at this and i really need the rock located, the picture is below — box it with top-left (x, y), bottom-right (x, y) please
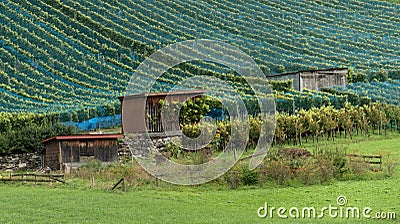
top-left (5, 165), bottom-right (15, 169)
top-left (0, 153), bottom-right (41, 171)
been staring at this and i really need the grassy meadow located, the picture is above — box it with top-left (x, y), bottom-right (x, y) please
top-left (0, 131), bottom-right (399, 223)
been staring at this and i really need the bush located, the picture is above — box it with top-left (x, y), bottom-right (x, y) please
top-left (347, 160), bottom-right (371, 177)
top-left (388, 69), bottom-right (400, 79)
top-left (0, 123), bottom-right (78, 155)
top-left (348, 69), bottom-right (366, 83)
top-left (258, 147), bottom-right (345, 186)
top-left (224, 169), bottom-right (241, 189)
top-left (368, 69), bottom-right (388, 82)
top-left (223, 163), bottom-right (259, 188)
top-left (269, 79), bottom-right (293, 92)
top-left (165, 137), bottom-right (182, 159)
top-left (239, 166), bottom-right (258, 186)
top-left (260, 159), bottom-right (293, 186)
top-left (295, 157), bottom-right (334, 185)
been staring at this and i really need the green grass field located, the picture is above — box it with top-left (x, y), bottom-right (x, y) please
top-left (0, 132), bottom-right (399, 223)
top-left (0, 178), bottom-right (398, 223)
top-left (286, 131), bottom-right (400, 174)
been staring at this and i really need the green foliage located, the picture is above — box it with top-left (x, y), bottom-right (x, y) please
top-left (1, 0), bottom-right (400, 117)
top-left (368, 69), bottom-right (389, 82)
top-left (388, 69), bottom-right (400, 79)
top-left (239, 166), bottom-right (259, 186)
top-left (179, 96), bottom-right (213, 125)
top-left (223, 169), bottom-right (241, 189)
top-left (335, 80), bottom-right (400, 106)
top-left (160, 96), bottom-right (223, 127)
top-left (79, 159), bottom-right (104, 172)
top-left (268, 79), bottom-right (293, 92)
top-left (165, 137), bottom-right (182, 159)
top-left (224, 163), bottom-right (259, 187)
top-left (347, 68), bottom-right (367, 83)
top-left (0, 123), bottom-right (77, 155)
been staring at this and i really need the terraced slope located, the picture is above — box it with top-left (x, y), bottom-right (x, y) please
top-left (0, 0), bottom-right (399, 113)
top-left (333, 80), bottom-right (400, 106)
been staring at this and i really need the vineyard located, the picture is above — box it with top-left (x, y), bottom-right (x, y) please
top-left (333, 79), bottom-right (400, 106)
top-left (0, 0), bottom-right (400, 115)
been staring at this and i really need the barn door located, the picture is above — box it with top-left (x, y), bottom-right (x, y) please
top-left (61, 141), bottom-right (80, 163)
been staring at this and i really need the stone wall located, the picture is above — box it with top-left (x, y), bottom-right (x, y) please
top-left (121, 132), bottom-right (180, 160)
top-left (0, 153), bottom-right (42, 172)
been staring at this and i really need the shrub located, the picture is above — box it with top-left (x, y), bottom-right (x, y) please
top-left (224, 169), bottom-right (241, 189)
top-left (165, 137), bottom-right (182, 159)
top-left (239, 166), bottom-right (258, 186)
top-left (186, 149), bottom-right (209, 165)
top-left (260, 148), bottom-right (340, 186)
top-left (295, 157), bottom-right (334, 185)
top-left (260, 159), bottom-right (293, 186)
top-left (223, 163), bottom-right (259, 188)
top-left (0, 123), bottom-right (78, 155)
top-left (368, 69), bottom-right (388, 82)
top-left (269, 79), bottom-right (293, 92)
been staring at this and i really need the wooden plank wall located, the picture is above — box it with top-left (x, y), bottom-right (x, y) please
top-left (59, 139), bottom-right (118, 165)
top-left (45, 141), bottom-right (60, 170)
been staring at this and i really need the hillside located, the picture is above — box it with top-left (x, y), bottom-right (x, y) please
top-left (0, 0), bottom-right (399, 113)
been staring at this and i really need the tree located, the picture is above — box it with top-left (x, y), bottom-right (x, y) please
top-left (320, 106), bottom-right (338, 140)
top-left (368, 69), bottom-right (388, 82)
top-left (347, 68), bottom-right (366, 83)
top-left (338, 103), bottom-right (355, 139)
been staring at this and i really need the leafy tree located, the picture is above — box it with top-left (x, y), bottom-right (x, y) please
top-left (0, 123), bottom-right (78, 155)
top-left (368, 69), bottom-right (388, 82)
top-left (347, 68), bottom-right (366, 83)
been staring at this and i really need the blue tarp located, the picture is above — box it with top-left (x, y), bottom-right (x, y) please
top-left (62, 114), bottom-right (121, 131)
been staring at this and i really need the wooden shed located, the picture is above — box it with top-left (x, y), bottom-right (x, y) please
top-left (119, 90), bottom-right (205, 134)
top-left (41, 134), bottom-right (122, 171)
top-left (267, 68), bottom-right (348, 91)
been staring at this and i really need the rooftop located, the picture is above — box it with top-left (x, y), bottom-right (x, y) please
top-left (268, 67), bottom-right (348, 78)
top-left (118, 90), bottom-right (206, 101)
top-left (41, 134), bottom-right (123, 144)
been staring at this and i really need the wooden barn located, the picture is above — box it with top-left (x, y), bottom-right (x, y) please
top-left (119, 90), bottom-right (205, 134)
top-left (41, 134), bottom-right (122, 172)
top-left (267, 68), bottom-right (348, 91)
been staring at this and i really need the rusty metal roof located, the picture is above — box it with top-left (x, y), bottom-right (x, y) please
top-left (41, 134), bottom-right (123, 144)
top-left (118, 90), bottom-right (206, 101)
top-left (268, 67), bottom-right (348, 78)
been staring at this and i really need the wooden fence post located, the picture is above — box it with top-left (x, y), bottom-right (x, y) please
top-left (91, 176), bottom-right (95, 189)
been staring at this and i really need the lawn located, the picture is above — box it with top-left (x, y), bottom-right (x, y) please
top-left (0, 178), bottom-right (399, 223)
top-left (282, 131), bottom-right (400, 173)
top-left (0, 131), bottom-right (399, 223)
